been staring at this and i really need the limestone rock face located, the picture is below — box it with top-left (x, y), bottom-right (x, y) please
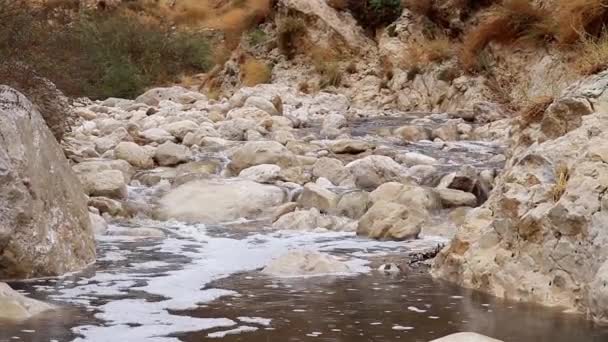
top-left (0, 283), bottom-right (53, 321)
top-left (262, 250), bottom-right (352, 277)
top-left (157, 179), bottom-right (286, 224)
top-left (0, 86), bottom-right (95, 279)
top-left (432, 70), bottom-right (608, 323)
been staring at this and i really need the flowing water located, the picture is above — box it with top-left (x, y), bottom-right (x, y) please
top-left (2, 115), bottom-right (608, 341)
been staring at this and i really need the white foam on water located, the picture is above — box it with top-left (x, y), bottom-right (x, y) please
top-left (32, 221), bottom-right (446, 341)
top-left (408, 306), bottom-right (427, 313)
top-left (207, 326), bottom-right (258, 338)
top-left (393, 325), bottom-right (414, 331)
top-left (237, 317), bottom-right (272, 326)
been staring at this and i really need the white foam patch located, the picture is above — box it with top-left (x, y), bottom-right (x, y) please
top-left (408, 306), bottom-right (427, 313)
top-left (237, 317), bottom-right (272, 326)
top-left (207, 326), bottom-right (258, 338)
top-left (393, 325), bottom-right (414, 331)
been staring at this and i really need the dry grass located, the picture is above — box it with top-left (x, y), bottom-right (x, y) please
top-left (519, 96), bottom-right (554, 128)
top-left (552, 163), bottom-right (570, 202)
top-left (277, 15), bottom-right (307, 58)
top-left (403, 37), bottom-right (453, 70)
top-left (573, 32), bottom-right (608, 75)
top-left (555, 0), bottom-right (608, 44)
top-left (311, 48), bottom-right (343, 88)
top-left (241, 57), bottom-right (272, 86)
top-left (460, 0), bottom-right (551, 71)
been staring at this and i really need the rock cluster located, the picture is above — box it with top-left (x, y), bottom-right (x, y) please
top-left (432, 70), bottom-right (608, 324)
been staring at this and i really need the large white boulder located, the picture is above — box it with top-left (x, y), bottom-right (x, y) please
top-left (157, 179), bottom-right (286, 224)
top-left (0, 86), bottom-right (96, 278)
top-left (114, 142), bottom-right (154, 169)
top-left (346, 155), bottom-right (405, 190)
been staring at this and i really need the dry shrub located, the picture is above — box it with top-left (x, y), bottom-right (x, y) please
top-left (460, 0), bottom-right (551, 71)
top-left (241, 57), bottom-right (272, 86)
top-left (404, 37), bottom-right (453, 70)
top-left (311, 48), bottom-right (343, 88)
top-left (277, 15), bottom-right (307, 58)
top-left (519, 96), bottom-right (554, 128)
top-left (573, 31), bottom-right (608, 75)
top-left (346, 0), bottom-right (402, 30)
top-left (555, 0), bottom-right (608, 45)
top-left (552, 163), bottom-right (570, 202)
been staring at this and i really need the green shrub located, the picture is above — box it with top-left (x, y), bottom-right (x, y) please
top-left (277, 16), bottom-right (307, 58)
top-left (347, 0), bottom-right (402, 30)
top-left (0, 3), bottom-right (213, 99)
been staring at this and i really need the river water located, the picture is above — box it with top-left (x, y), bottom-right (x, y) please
top-left (1, 222), bottom-right (608, 342)
top-left (2, 115), bottom-right (608, 341)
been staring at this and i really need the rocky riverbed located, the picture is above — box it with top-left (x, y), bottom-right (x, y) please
top-left (3, 67), bottom-right (608, 341)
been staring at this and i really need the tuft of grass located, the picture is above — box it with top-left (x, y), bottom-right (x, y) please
top-left (241, 57), bottom-right (272, 86)
top-left (247, 28), bottom-right (267, 46)
top-left (460, 0), bottom-right (551, 71)
top-left (519, 96), bottom-right (554, 128)
top-left (404, 37), bottom-right (453, 70)
top-left (552, 164), bottom-right (570, 202)
top-left (311, 48), bottom-right (343, 88)
top-left (277, 15), bottom-right (307, 58)
top-left (555, 0), bottom-right (608, 45)
top-left (573, 31), bottom-right (608, 75)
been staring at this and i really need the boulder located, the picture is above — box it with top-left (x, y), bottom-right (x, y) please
top-left (0, 86), bottom-right (95, 278)
top-left (312, 157), bottom-right (349, 185)
top-left (432, 123), bottom-right (460, 141)
top-left (346, 156), bottom-right (404, 190)
top-left (335, 191), bottom-right (369, 219)
top-left (79, 169), bottom-right (128, 199)
top-left (239, 164), bottom-right (282, 184)
top-left (114, 142), bottom-right (154, 169)
top-left (88, 196), bottom-right (124, 216)
top-left (135, 86), bottom-right (206, 106)
top-left (262, 250), bottom-right (352, 277)
top-left (157, 179), bottom-right (286, 224)
top-left (140, 128), bottom-right (176, 144)
top-left (396, 125), bottom-right (430, 142)
top-left (162, 120), bottom-right (199, 140)
top-left (401, 152), bottom-right (438, 166)
top-left (228, 141), bottom-right (297, 174)
top-left (226, 107), bottom-right (272, 125)
top-left (182, 124), bottom-right (220, 146)
top-left (218, 118), bottom-right (259, 141)
top-left (154, 141), bottom-right (192, 166)
top-left (298, 183), bottom-right (339, 213)
top-left (72, 159), bottom-right (134, 183)
top-left (94, 127), bottom-right (130, 154)
top-left (330, 139), bottom-right (373, 154)
top-left (243, 96), bottom-right (279, 116)
top-left (357, 201), bottom-right (426, 241)
top-left (321, 113), bottom-right (346, 138)
top-left (0, 283), bottom-right (53, 321)
top-left (436, 188), bottom-right (478, 208)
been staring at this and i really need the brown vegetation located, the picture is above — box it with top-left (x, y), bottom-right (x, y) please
top-left (555, 0), bottom-right (608, 44)
top-left (403, 37), bottom-right (453, 70)
top-left (460, 0), bottom-right (551, 71)
top-left (241, 57), bottom-right (272, 86)
top-left (519, 96), bottom-right (554, 128)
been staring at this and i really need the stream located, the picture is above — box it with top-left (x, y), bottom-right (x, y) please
top-left (2, 115), bottom-right (608, 341)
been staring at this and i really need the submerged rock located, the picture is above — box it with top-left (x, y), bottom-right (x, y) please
top-left (431, 332), bottom-right (503, 342)
top-left (0, 283), bottom-right (54, 321)
top-left (0, 86), bottom-right (96, 279)
top-left (262, 250), bottom-right (352, 277)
